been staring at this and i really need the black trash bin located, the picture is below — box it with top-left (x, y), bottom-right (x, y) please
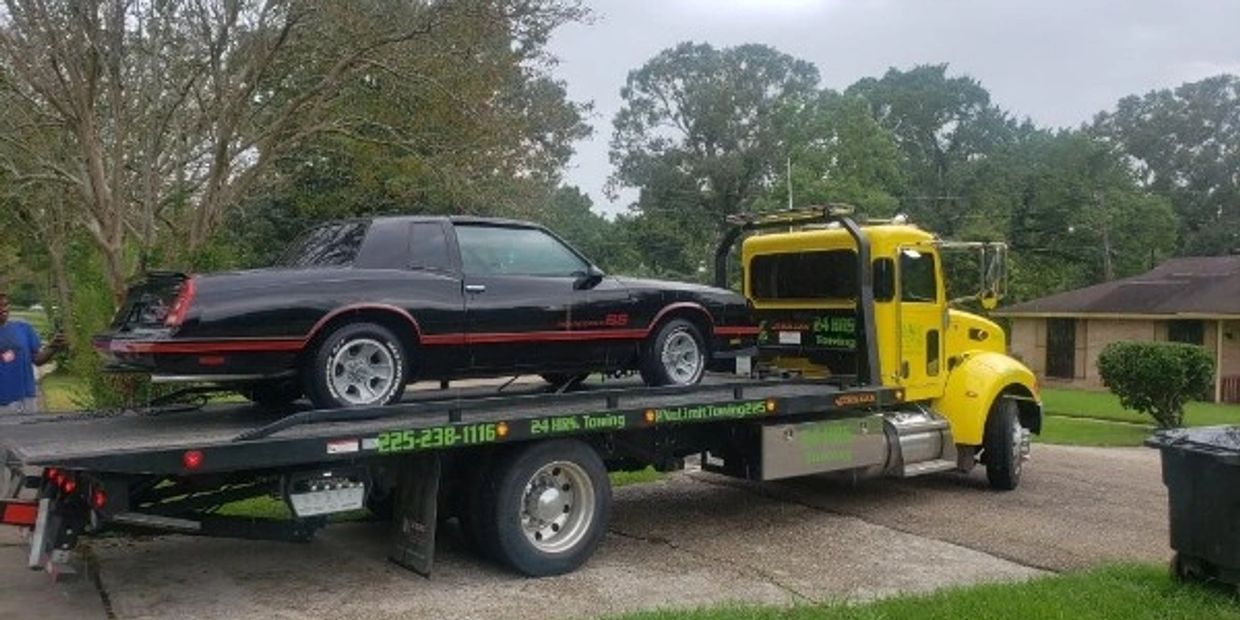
top-left (1147, 426), bottom-right (1240, 586)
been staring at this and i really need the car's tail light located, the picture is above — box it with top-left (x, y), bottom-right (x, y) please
top-left (164, 277), bottom-right (197, 328)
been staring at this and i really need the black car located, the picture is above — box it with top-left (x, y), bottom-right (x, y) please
top-left (94, 216), bottom-right (758, 409)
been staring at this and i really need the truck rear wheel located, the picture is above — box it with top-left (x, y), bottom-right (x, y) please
top-left (983, 397), bottom-right (1024, 491)
top-left (476, 440), bottom-right (611, 576)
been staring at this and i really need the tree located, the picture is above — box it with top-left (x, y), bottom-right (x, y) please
top-left (212, 1), bottom-right (591, 270)
top-left (0, 1), bottom-right (587, 299)
top-left (846, 64), bottom-right (1020, 235)
top-left (609, 42), bottom-right (821, 229)
top-left (1097, 341), bottom-right (1215, 429)
top-left (1006, 131), bottom-right (1177, 299)
top-left (757, 91), bottom-right (904, 216)
top-left (1093, 74), bottom-right (1240, 255)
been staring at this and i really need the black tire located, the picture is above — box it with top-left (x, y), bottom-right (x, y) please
top-left (242, 380), bottom-right (302, 409)
top-left (540, 373), bottom-right (589, 390)
top-left (983, 397), bottom-right (1024, 491)
top-left (304, 322), bottom-right (409, 410)
top-left (475, 440), bottom-right (611, 577)
top-left (639, 318), bottom-right (707, 387)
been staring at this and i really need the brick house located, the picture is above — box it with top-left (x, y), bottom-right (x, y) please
top-left (994, 256), bottom-right (1240, 403)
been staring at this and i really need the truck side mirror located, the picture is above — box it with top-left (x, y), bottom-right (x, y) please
top-left (979, 291), bottom-right (999, 311)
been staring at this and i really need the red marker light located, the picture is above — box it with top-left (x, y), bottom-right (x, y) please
top-left (61, 479), bottom-right (77, 493)
top-left (45, 468), bottom-right (59, 480)
top-left (91, 489), bottom-right (107, 510)
top-left (182, 450), bottom-right (204, 471)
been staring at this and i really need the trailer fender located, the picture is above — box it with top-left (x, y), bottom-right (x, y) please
top-left (933, 351), bottom-right (1040, 446)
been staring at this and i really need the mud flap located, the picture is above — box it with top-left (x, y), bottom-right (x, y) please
top-left (388, 454), bottom-right (441, 577)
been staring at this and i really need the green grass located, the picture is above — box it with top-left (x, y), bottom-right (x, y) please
top-left (1030, 387), bottom-right (1240, 448)
top-left (1042, 387), bottom-right (1240, 427)
top-left (610, 466), bottom-right (665, 487)
top-left (609, 564), bottom-right (1240, 620)
top-left (1035, 415), bottom-right (1154, 447)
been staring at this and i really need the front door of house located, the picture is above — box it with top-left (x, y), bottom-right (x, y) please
top-left (1046, 318), bottom-right (1076, 379)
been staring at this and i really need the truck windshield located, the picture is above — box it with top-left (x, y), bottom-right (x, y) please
top-left (277, 221), bottom-right (371, 268)
top-left (750, 250), bottom-right (857, 300)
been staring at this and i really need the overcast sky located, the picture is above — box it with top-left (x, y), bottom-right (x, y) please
top-left (547, 0), bottom-right (1240, 215)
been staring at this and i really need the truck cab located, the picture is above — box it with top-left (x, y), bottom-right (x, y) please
top-left (726, 206), bottom-right (1042, 488)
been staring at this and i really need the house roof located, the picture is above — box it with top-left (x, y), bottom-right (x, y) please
top-left (995, 256), bottom-right (1240, 317)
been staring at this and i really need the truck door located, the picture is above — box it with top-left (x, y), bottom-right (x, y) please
top-left (454, 224), bottom-right (600, 372)
top-left (895, 247), bottom-right (946, 401)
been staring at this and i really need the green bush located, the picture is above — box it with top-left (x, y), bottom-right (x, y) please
top-left (1096, 341), bottom-right (1214, 428)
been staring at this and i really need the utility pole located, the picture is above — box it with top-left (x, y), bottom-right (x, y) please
top-left (786, 157), bottom-right (793, 210)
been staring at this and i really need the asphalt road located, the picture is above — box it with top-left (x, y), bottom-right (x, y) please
top-left (0, 444), bottom-right (1170, 620)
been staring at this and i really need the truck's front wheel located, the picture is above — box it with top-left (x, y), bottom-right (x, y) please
top-left (477, 440), bottom-right (611, 576)
top-left (983, 397), bottom-right (1025, 491)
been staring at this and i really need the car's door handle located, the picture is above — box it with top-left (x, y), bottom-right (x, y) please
top-left (465, 284), bottom-right (486, 294)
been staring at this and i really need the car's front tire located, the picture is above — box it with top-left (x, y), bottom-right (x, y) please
top-left (640, 318), bottom-right (707, 387)
top-left (305, 322), bottom-right (408, 409)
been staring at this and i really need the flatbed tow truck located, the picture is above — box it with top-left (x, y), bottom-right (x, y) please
top-left (0, 206), bottom-right (1042, 579)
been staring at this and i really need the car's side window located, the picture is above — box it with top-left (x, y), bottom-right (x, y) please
top-left (457, 225), bottom-right (587, 277)
top-left (409, 223), bottom-right (452, 272)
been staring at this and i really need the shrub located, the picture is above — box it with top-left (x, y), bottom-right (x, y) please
top-left (1096, 341), bottom-right (1214, 428)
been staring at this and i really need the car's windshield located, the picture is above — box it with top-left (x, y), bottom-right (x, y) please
top-left (276, 221), bottom-right (371, 268)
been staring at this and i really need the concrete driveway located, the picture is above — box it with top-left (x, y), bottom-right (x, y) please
top-left (0, 444), bottom-right (1169, 619)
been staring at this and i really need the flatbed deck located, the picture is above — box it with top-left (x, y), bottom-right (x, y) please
top-left (1, 376), bottom-right (899, 476)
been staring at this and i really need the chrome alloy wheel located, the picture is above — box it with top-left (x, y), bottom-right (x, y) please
top-left (520, 461), bottom-right (596, 554)
top-left (660, 329), bottom-right (704, 385)
top-left (327, 338), bottom-right (397, 406)
top-left (1012, 416), bottom-right (1030, 476)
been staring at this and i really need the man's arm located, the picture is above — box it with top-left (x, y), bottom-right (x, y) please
top-left (33, 332), bottom-right (65, 366)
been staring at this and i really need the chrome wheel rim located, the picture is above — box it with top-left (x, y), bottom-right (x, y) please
top-left (1010, 417), bottom-right (1025, 477)
top-left (520, 461), bottom-right (595, 554)
top-left (661, 329), bottom-right (703, 385)
top-left (328, 338), bottom-right (396, 406)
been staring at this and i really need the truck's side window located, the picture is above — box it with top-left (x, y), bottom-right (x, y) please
top-left (900, 250), bottom-right (938, 303)
top-left (873, 258), bottom-right (894, 301)
top-left (457, 225), bottom-right (587, 277)
top-left (409, 223), bottom-right (452, 272)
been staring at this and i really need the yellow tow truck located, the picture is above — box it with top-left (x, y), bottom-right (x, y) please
top-left (717, 205), bottom-right (1041, 489)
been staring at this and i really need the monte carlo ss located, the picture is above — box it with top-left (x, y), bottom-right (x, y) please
top-left (94, 216), bottom-right (759, 409)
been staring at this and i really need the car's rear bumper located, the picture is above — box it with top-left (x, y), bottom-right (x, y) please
top-left (93, 333), bottom-right (302, 382)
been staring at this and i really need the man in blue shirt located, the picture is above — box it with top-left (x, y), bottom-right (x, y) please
top-left (0, 291), bottom-right (65, 415)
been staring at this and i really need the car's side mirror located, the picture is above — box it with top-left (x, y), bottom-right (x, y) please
top-left (573, 265), bottom-right (605, 290)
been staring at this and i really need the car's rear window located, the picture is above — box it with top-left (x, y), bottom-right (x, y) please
top-left (278, 221), bottom-right (370, 268)
top-left (749, 250), bottom-right (857, 300)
